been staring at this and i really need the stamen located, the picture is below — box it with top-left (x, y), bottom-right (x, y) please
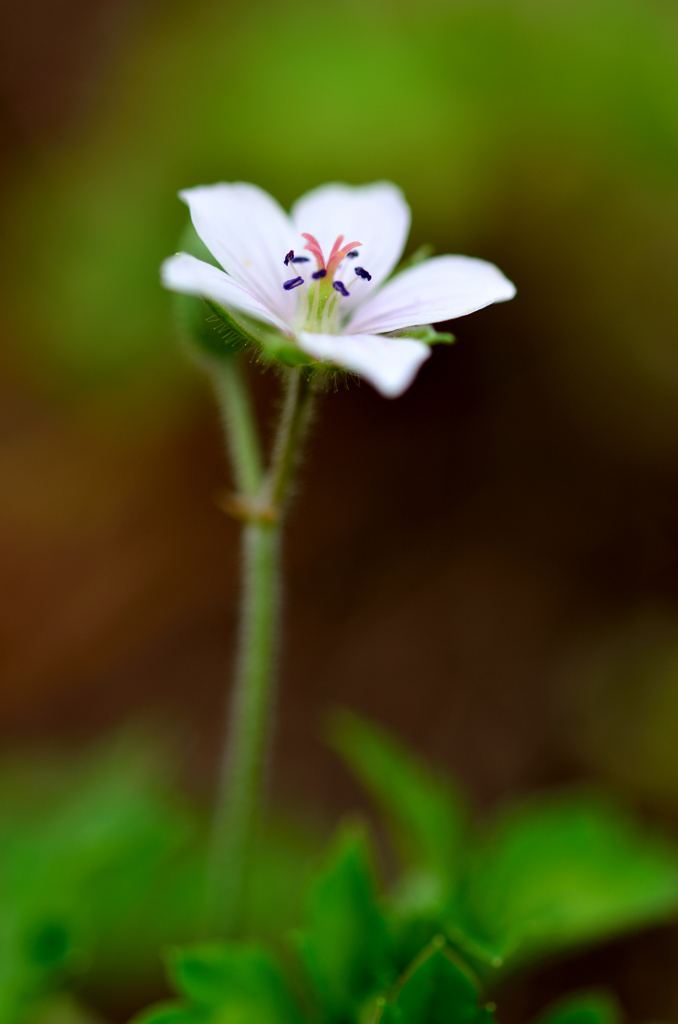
top-left (321, 290), bottom-right (339, 332)
top-left (284, 250), bottom-right (295, 266)
top-left (291, 256), bottom-right (310, 263)
top-left (283, 276), bottom-right (304, 290)
top-left (355, 266), bottom-right (372, 281)
top-left (310, 277), bottom-right (321, 324)
top-left (346, 250), bottom-right (359, 258)
top-left (312, 269), bottom-right (327, 279)
top-left (333, 281), bottom-right (350, 297)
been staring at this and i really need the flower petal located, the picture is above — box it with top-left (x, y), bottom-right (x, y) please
top-left (291, 182), bottom-right (410, 316)
top-left (179, 183), bottom-right (297, 324)
top-left (298, 331), bottom-right (430, 398)
top-left (347, 255), bottom-right (516, 335)
top-left (161, 253), bottom-right (293, 334)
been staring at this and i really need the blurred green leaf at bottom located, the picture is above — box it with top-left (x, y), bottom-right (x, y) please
top-left (533, 990), bottom-right (623, 1024)
top-left (331, 713), bottom-right (678, 980)
top-left (455, 791), bottom-right (678, 973)
top-left (328, 711), bottom-right (466, 913)
top-left (0, 732), bottom-right (320, 1024)
top-left (376, 937), bottom-right (494, 1024)
top-left (167, 943), bottom-right (304, 1024)
top-left (295, 824), bottom-right (394, 1023)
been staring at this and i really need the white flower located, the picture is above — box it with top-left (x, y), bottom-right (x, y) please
top-left (161, 182), bottom-right (516, 398)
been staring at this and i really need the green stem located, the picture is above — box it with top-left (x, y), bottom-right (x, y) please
top-left (206, 364), bottom-right (312, 936)
top-left (264, 367), bottom-right (311, 511)
top-left (210, 355), bottom-right (264, 496)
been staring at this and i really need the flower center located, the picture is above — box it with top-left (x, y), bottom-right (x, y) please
top-left (282, 234), bottom-right (372, 333)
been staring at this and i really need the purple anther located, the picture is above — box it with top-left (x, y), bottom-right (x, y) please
top-left (333, 281), bottom-right (350, 297)
top-left (312, 269), bottom-right (327, 279)
top-left (283, 276), bottom-right (304, 290)
top-left (346, 250), bottom-right (359, 258)
top-left (355, 266), bottom-right (372, 281)
top-left (292, 256), bottom-right (310, 263)
top-left (284, 250), bottom-right (295, 266)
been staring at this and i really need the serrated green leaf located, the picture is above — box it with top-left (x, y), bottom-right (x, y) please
top-left (377, 938), bottom-right (494, 1024)
top-left (328, 712), bottom-right (466, 906)
top-left (457, 791), bottom-right (678, 972)
top-left (534, 990), bottom-right (622, 1024)
top-left (168, 942), bottom-right (303, 1023)
top-left (296, 824), bottom-right (393, 1022)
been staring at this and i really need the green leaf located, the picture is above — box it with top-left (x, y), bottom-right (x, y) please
top-left (376, 937), bottom-right (494, 1024)
top-left (328, 712), bottom-right (466, 907)
top-left (0, 732), bottom-right (205, 1021)
top-left (131, 1002), bottom-right (210, 1024)
top-left (534, 990), bottom-right (623, 1024)
top-left (457, 790), bottom-right (678, 972)
top-left (296, 823), bottom-right (393, 1022)
top-left (168, 942), bottom-right (303, 1023)
top-left (29, 993), bottom-right (106, 1024)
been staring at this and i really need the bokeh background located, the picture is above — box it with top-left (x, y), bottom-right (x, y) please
top-left (1, 0), bottom-right (678, 1020)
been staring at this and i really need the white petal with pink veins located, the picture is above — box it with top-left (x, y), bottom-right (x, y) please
top-left (161, 253), bottom-right (293, 335)
top-left (348, 255), bottom-right (516, 335)
top-left (291, 182), bottom-right (411, 315)
top-left (180, 183), bottom-right (297, 324)
top-left (298, 331), bottom-right (430, 398)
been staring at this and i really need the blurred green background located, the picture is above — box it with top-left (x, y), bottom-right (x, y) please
top-left (1, 0), bottom-right (678, 1019)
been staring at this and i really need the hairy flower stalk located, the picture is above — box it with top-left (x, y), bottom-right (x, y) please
top-left (162, 180), bottom-right (515, 936)
top-left (205, 363), bottom-right (311, 936)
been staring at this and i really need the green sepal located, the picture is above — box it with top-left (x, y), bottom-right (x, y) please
top-left (375, 936), bottom-right (494, 1024)
top-left (533, 990), bottom-right (623, 1024)
top-left (256, 328), bottom-right (316, 368)
top-left (394, 244), bottom-right (436, 273)
top-left (175, 292), bottom-right (314, 368)
top-left (389, 325), bottom-right (455, 344)
top-left (203, 301), bottom-right (260, 353)
top-left (166, 941), bottom-right (304, 1023)
top-left (170, 222), bottom-right (247, 359)
top-left (295, 823), bottom-right (394, 1022)
top-left (172, 294), bottom-right (246, 360)
top-left (171, 220), bottom-right (313, 367)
